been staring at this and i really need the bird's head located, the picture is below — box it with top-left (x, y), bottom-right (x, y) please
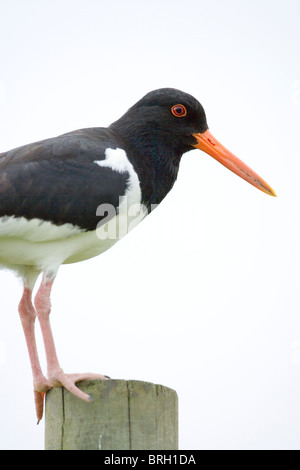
top-left (111, 88), bottom-right (276, 197)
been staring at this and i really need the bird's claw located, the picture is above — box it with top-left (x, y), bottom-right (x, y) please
top-left (34, 370), bottom-right (109, 423)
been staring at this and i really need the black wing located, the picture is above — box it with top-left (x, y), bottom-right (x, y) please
top-left (0, 128), bottom-right (129, 231)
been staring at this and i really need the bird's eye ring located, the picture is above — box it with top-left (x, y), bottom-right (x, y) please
top-left (171, 104), bottom-right (187, 118)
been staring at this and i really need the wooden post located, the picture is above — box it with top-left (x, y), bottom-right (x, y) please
top-left (45, 379), bottom-right (178, 450)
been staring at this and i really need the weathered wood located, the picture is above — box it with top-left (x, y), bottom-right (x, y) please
top-left (45, 379), bottom-right (178, 450)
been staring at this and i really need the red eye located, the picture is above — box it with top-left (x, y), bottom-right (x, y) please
top-left (171, 104), bottom-right (187, 118)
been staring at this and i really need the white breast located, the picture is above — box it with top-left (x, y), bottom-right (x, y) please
top-left (94, 147), bottom-right (147, 240)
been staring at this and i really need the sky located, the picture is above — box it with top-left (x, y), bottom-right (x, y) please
top-left (0, 0), bottom-right (299, 450)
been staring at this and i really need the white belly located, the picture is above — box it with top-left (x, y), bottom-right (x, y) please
top-left (0, 204), bottom-right (147, 274)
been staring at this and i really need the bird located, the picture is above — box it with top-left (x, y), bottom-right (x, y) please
top-left (0, 88), bottom-right (276, 423)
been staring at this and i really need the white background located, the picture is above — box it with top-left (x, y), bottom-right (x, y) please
top-left (0, 0), bottom-right (299, 450)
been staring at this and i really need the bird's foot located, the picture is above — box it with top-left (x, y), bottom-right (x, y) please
top-left (48, 369), bottom-right (109, 402)
top-left (34, 369), bottom-right (109, 423)
top-left (33, 376), bottom-right (53, 424)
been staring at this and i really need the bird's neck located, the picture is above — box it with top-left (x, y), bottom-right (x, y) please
top-left (110, 123), bottom-right (182, 209)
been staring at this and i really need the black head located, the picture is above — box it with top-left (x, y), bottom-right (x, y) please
top-left (110, 88), bottom-right (276, 198)
top-left (110, 88), bottom-right (209, 156)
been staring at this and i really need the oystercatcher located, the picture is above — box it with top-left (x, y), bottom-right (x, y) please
top-left (0, 88), bottom-right (276, 422)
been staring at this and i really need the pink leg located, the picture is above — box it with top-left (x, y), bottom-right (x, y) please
top-left (34, 275), bottom-right (108, 407)
top-left (18, 287), bottom-right (52, 423)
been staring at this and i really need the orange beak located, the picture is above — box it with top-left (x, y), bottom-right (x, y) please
top-left (193, 130), bottom-right (276, 197)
